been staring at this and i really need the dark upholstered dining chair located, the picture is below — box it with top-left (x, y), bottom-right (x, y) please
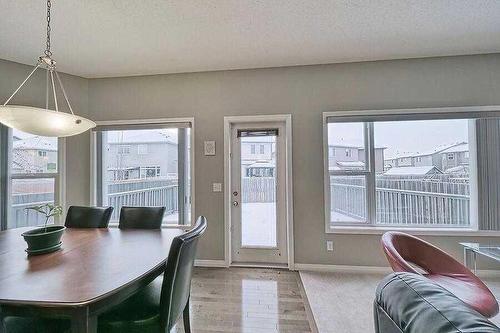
top-left (118, 206), bottom-right (166, 229)
top-left (381, 231), bottom-right (499, 318)
top-left (3, 216), bottom-right (207, 333)
top-left (64, 206), bottom-right (113, 228)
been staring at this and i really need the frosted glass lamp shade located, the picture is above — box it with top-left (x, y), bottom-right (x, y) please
top-left (0, 105), bottom-right (96, 137)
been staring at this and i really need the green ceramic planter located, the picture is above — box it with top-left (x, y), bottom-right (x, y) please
top-left (22, 225), bottom-right (65, 255)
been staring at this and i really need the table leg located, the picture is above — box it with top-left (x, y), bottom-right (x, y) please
top-left (71, 308), bottom-right (97, 333)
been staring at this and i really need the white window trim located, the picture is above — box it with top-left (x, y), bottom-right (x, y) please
top-left (323, 105), bottom-right (500, 234)
top-left (6, 134), bottom-right (66, 226)
top-left (89, 117), bottom-right (195, 229)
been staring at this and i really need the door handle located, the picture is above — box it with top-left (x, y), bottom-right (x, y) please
top-left (232, 201), bottom-right (239, 207)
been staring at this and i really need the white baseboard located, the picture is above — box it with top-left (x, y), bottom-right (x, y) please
top-left (293, 263), bottom-right (500, 278)
top-left (194, 259), bottom-right (227, 268)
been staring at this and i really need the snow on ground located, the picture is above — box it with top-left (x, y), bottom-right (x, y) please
top-left (241, 202), bottom-right (276, 247)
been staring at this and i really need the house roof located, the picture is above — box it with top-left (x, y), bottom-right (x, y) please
top-left (329, 161), bottom-right (366, 171)
top-left (13, 136), bottom-right (57, 151)
top-left (249, 161), bottom-right (275, 168)
top-left (384, 165), bottom-right (442, 176)
top-left (440, 142), bottom-right (468, 154)
top-left (384, 142), bottom-right (467, 160)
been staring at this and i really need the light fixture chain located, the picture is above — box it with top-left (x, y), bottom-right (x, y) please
top-left (45, 0), bottom-right (52, 57)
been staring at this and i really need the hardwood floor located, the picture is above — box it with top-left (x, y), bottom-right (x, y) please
top-left (172, 267), bottom-right (315, 333)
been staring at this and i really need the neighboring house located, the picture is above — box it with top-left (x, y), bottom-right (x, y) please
top-left (328, 144), bottom-right (385, 171)
top-left (105, 131), bottom-right (178, 181)
top-left (384, 142), bottom-right (468, 172)
top-left (384, 165), bottom-right (442, 176)
top-left (439, 142), bottom-right (469, 171)
top-left (12, 136), bottom-right (57, 174)
top-left (240, 138), bottom-right (276, 177)
top-left (245, 161), bottom-right (275, 177)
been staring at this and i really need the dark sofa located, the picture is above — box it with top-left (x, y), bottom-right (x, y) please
top-left (374, 272), bottom-right (500, 333)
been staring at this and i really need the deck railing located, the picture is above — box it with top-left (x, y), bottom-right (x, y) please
top-left (330, 175), bottom-right (470, 226)
top-left (107, 185), bottom-right (178, 221)
top-left (10, 175), bottom-right (471, 229)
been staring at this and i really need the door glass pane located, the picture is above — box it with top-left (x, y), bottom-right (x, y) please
top-left (374, 119), bottom-right (471, 226)
top-left (240, 135), bottom-right (277, 247)
top-left (10, 178), bottom-right (55, 229)
top-left (100, 128), bottom-right (191, 225)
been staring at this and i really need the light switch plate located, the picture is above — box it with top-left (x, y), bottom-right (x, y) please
top-left (212, 183), bottom-right (222, 192)
top-left (204, 141), bottom-right (216, 156)
top-left (326, 240), bottom-right (334, 252)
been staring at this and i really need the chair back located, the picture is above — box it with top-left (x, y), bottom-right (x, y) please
top-left (159, 216), bottom-right (207, 331)
top-left (64, 206), bottom-right (113, 228)
top-left (118, 206), bottom-right (165, 229)
top-left (381, 231), bottom-right (469, 275)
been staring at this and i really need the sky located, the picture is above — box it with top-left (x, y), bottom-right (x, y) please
top-left (328, 119), bottom-right (469, 159)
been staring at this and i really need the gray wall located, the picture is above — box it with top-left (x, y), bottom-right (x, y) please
top-left (0, 59), bottom-right (90, 207)
top-left (87, 54), bottom-right (500, 268)
top-left (2, 54), bottom-right (500, 269)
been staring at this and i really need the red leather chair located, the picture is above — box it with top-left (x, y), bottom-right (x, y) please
top-left (381, 231), bottom-right (499, 318)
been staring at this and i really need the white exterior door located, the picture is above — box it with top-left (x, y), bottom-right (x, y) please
top-left (230, 122), bottom-right (287, 265)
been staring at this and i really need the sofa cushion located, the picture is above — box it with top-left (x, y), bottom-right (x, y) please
top-left (375, 272), bottom-right (499, 333)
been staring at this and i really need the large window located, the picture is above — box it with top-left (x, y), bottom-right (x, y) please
top-left (7, 129), bottom-right (60, 229)
top-left (324, 108), bottom-right (500, 231)
top-left (92, 120), bottom-right (193, 226)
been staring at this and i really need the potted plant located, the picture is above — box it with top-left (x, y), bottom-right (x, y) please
top-left (21, 203), bottom-right (65, 255)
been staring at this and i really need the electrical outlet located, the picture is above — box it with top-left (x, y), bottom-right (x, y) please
top-left (326, 240), bottom-right (334, 252)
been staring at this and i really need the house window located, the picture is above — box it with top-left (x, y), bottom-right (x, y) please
top-left (137, 144), bottom-right (148, 155)
top-left (251, 144), bottom-right (256, 154)
top-left (448, 153), bottom-right (455, 160)
top-left (92, 122), bottom-right (193, 226)
top-left (345, 149), bottom-right (351, 157)
top-left (118, 145), bottom-right (131, 154)
top-left (5, 129), bottom-right (60, 230)
top-left (324, 113), bottom-right (483, 231)
top-left (260, 144), bottom-right (265, 154)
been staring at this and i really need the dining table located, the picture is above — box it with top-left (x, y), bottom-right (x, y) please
top-left (0, 226), bottom-right (183, 333)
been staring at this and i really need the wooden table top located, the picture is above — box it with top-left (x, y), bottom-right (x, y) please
top-left (0, 227), bottom-right (183, 307)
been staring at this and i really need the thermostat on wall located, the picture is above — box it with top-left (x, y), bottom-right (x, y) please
top-left (204, 141), bottom-right (216, 156)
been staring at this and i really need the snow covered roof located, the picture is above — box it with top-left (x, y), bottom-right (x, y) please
top-left (444, 165), bottom-right (469, 174)
top-left (13, 136), bottom-right (57, 151)
top-left (337, 161), bottom-right (365, 167)
top-left (329, 143), bottom-right (361, 149)
top-left (385, 142), bottom-right (467, 160)
top-left (384, 166), bottom-right (442, 176)
top-left (440, 143), bottom-right (468, 154)
top-left (329, 161), bottom-right (366, 171)
top-left (249, 161), bottom-right (275, 168)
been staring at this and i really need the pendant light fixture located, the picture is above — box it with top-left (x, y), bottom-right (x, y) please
top-left (0, 0), bottom-right (96, 137)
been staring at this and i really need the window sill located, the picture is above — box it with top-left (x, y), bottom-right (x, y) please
top-left (327, 225), bottom-right (500, 237)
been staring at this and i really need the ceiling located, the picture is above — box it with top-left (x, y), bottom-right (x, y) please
top-left (1, 0), bottom-right (500, 78)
